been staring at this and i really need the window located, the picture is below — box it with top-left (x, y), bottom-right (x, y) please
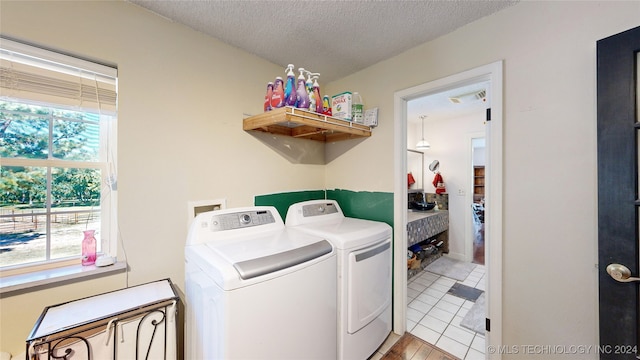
top-left (0, 38), bottom-right (117, 272)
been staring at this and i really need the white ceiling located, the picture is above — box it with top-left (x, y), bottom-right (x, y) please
top-left (128, 0), bottom-right (515, 121)
top-left (128, 0), bottom-right (517, 83)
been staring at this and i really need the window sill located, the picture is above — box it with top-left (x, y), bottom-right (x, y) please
top-left (0, 261), bottom-right (127, 295)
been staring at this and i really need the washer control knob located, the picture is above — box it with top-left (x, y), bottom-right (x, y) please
top-left (318, 206), bottom-right (325, 213)
top-left (240, 213), bottom-right (251, 224)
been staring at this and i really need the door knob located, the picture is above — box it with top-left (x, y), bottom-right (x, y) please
top-left (606, 263), bottom-right (640, 283)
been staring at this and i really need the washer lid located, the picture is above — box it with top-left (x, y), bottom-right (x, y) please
top-left (290, 218), bottom-right (391, 249)
top-left (190, 228), bottom-right (333, 288)
top-left (207, 227), bottom-right (323, 263)
top-left (186, 206), bottom-right (334, 289)
top-left (286, 200), bottom-right (391, 249)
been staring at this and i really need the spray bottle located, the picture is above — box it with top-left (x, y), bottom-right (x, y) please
top-left (295, 68), bottom-right (310, 109)
top-left (311, 73), bottom-right (322, 113)
top-left (271, 76), bottom-right (285, 108)
top-left (284, 64), bottom-right (297, 107)
top-left (264, 81), bottom-right (273, 112)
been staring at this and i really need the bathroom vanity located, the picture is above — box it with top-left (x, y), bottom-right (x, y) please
top-left (407, 210), bottom-right (449, 280)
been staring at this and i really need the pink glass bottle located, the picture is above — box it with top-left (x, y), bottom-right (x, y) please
top-left (82, 230), bottom-right (97, 266)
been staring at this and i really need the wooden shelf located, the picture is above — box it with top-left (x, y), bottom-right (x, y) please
top-left (474, 166), bottom-right (485, 202)
top-left (243, 106), bottom-right (372, 142)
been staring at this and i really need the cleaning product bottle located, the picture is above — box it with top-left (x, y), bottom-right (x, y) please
top-left (352, 92), bottom-right (364, 124)
top-left (306, 71), bottom-right (316, 112)
top-left (322, 95), bottom-right (332, 116)
top-left (295, 68), bottom-right (310, 109)
top-left (271, 76), bottom-right (285, 108)
top-left (309, 91), bottom-right (316, 112)
top-left (284, 64), bottom-right (297, 107)
top-left (312, 73), bottom-right (323, 113)
top-left (305, 71), bottom-right (314, 94)
top-left (264, 81), bottom-right (273, 112)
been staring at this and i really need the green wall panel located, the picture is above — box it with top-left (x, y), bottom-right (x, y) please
top-left (326, 189), bottom-right (394, 227)
top-left (254, 189), bottom-right (394, 228)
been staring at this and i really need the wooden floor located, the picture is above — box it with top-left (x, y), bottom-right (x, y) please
top-left (472, 222), bottom-right (484, 265)
top-left (380, 333), bottom-right (460, 360)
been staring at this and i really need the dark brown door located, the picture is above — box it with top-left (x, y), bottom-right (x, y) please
top-left (597, 25), bottom-right (640, 360)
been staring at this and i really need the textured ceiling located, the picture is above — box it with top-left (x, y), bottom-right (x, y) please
top-left (407, 80), bottom-right (490, 124)
top-left (128, 0), bottom-right (518, 83)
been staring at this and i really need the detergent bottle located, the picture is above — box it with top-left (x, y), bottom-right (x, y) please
top-left (284, 64), bottom-right (297, 107)
top-left (271, 76), bottom-right (285, 108)
top-left (264, 81), bottom-right (273, 112)
top-left (311, 74), bottom-right (322, 113)
top-left (322, 95), bottom-right (332, 116)
top-left (295, 68), bottom-right (310, 109)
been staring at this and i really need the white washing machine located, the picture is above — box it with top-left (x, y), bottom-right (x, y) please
top-left (185, 206), bottom-right (337, 360)
top-left (286, 200), bottom-right (392, 360)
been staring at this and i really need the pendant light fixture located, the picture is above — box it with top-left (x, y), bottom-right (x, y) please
top-left (416, 115), bottom-right (431, 150)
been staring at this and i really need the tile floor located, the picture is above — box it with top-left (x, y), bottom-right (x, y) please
top-left (406, 263), bottom-right (486, 360)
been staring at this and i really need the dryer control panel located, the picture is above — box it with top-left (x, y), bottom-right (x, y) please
top-left (302, 202), bottom-right (340, 217)
top-left (187, 206), bottom-right (284, 245)
top-left (210, 210), bottom-right (276, 231)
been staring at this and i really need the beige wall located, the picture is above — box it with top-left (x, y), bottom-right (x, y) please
top-left (1, 0), bottom-right (639, 358)
top-left (325, 1), bottom-right (639, 358)
top-left (0, 0), bottom-right (324, 355)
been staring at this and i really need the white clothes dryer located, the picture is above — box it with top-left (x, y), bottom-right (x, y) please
top-left (286, 200), bottom-right (392, 360)
top-left (185, 206), bottom-right (337, 360)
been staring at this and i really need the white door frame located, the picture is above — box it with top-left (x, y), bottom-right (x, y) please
top-left (393, 61), bottom-right (503, 359)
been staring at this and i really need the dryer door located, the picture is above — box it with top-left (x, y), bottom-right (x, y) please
top-left (347, 238), bottom-right (392, 333)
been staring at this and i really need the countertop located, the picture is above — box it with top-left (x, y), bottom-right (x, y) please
top-left (407, 209), bottom-right (448, 223)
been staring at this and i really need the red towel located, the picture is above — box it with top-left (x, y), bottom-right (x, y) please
top-left (433, 173), bottom-right (446, 194)
top-left (432, 173), bottom-right (442, 188)
top-left (408, 173), bottom-right (416, 188)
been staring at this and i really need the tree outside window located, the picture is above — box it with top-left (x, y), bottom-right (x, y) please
top-left (1, 100), bottom-right (108, 267)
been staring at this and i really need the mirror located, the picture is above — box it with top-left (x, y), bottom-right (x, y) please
top-left (428, 160), bottom-right (440, 173)
top-left (407, 149), bottom-right (424, 190)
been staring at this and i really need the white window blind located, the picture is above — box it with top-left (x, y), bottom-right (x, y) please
top-left (0, 38), bottom-right (117, 113)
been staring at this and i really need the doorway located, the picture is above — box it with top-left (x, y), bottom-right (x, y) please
top-left (405, 82), bottom-right (487, 358)
top-left (392, 61), bottom-right (503, 358)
